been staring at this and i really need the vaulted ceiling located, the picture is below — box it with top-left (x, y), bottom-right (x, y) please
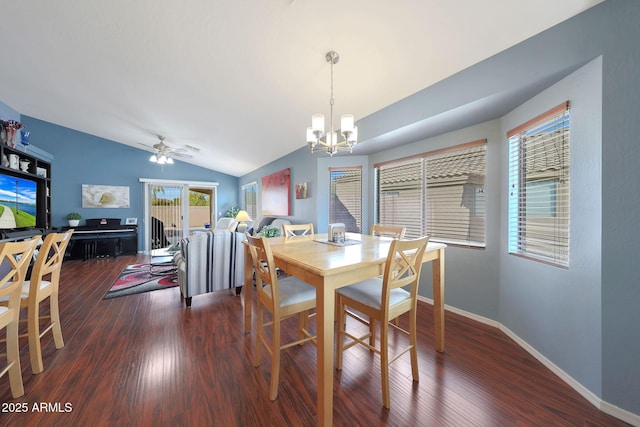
top-left (0, 1), bottom-right (602, 176)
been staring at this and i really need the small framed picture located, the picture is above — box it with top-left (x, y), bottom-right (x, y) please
top-left (295, 182), bottom-right (309, 199)
top-left (125, 217), bottom-right (138, 225)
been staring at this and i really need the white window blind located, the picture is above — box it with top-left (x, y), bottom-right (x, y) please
top-left (242, 182), bottom-right (257, 221)
top-left (425, 143), bottom-right (486, 246)
top-left (329, 167), bottom-right (362, 233)
top-left (375, 140), bottom-right (486, 246)
top-left (508, 102), bottom-right (570, 267)
top-left (376, 158), bottom-right (425, 239)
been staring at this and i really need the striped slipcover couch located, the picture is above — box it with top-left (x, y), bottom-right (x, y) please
top-left (174, 230), bottom-right (246, 307)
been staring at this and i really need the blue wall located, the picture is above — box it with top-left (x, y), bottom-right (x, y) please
top-left (20, 117), bottom-right (239, 250)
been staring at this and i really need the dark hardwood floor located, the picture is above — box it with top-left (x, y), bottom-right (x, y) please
top-left (0, 254), bottom-right (630, 426)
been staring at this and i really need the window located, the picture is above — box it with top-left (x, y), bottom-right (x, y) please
top-left (375, 140), bottom-right (486, 246)
top-left (241, 181), bottom-right (257, 221)
top-left (508, 102), bottom-right (570, 267)
top-left (329, 167), bottom-right (362, 233)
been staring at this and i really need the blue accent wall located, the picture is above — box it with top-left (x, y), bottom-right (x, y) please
top-left (20, 116), bottom-right (239, 250)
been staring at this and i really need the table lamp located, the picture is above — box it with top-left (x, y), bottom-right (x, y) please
top-left (235, 210), bottom-right (252, 233)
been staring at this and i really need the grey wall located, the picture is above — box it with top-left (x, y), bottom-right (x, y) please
top-left (500, 58), bottom-right (603, 397)
top-left (368, 121), bottom-right (503, 321)
top-left (239, 0), bottom-right (640, 418)
top-left (238, 146), bottom-right (318, 230)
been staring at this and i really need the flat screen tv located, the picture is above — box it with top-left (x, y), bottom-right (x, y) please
top-left (0, 172), bottom-right (38, 230)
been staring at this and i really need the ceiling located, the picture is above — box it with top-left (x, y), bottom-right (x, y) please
top-left (0, 1), bottom-right (602, 177)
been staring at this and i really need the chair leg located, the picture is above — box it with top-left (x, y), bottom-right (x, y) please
top-left (254, 304), bottom-right (264, 367)
top-left (28, 299), bottom-right (45, 375)
top-left (297, 312), bottom-right (306, 342)
top-left (380, 320), bottom-right (390, 409)
top-left (184, 296), bottom-right (192, 307)
top-left (369, 319), bottom-right (376, 348)
top-left (269, 315), bottom-right (281, 401)
top-left (50, 293), bottom-right (65, 350)
top-left (409, 308), bottom-right (419, 382)
top-left (7, 318), bottom-right (24, 398)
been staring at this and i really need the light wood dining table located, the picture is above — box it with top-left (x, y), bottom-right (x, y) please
top-left (242, 232), bottom-right (446, 427)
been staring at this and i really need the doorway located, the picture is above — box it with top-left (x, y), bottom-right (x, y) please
top-left (140, 179), bottom-right (218, 255)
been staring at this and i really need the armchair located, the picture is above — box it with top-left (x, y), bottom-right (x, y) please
top-left (174, 230), bottom-right (246, 307)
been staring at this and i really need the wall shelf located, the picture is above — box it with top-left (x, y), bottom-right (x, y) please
top-left (0, 142), bottom-right (52, 240)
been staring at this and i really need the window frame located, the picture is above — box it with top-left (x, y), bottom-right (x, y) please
top-left (329, 166), bottom-right (362, 233)
top-left (241, 181), bottom-right (258, 222)
top-left (507, 101), bottom-right (570, 268)
top-left (374, 139), bottom-right (487, 247)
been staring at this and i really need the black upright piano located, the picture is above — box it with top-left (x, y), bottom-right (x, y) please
top-left (65, 218), bottom-right (138, 260)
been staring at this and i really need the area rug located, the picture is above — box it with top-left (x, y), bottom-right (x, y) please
top-left (104, 263), bottom-right (178, 299)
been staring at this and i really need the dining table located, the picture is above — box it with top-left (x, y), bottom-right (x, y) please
top-left (242, 232), bottom-right (446, 427)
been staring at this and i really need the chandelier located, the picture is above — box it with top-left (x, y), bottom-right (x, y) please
top-left (307, 51), bottom-right (358, 155)
top-left (149, 136), bottom-right (174, 165)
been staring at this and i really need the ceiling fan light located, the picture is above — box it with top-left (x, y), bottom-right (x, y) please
top-left (158, 155), bottom-right (167, 164)
top-left (167, 157), bottom-right (174, 164)
top-left (149, 154), bottom-right (158, 162)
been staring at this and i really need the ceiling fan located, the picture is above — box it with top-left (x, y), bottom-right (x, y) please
top-left (142, 135), bottom-right (195, 165)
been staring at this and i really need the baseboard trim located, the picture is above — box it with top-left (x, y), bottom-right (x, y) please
top-left (416, 296), bottom-right (640, 426)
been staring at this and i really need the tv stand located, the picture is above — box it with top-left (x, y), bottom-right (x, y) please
top-left (0, 228), bottom-right (45, 242)
top-left (0, 138), bottom-right (52, 233)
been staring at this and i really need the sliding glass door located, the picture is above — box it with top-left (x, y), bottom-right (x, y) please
top-left (141, 179), bottom-right (218, 255)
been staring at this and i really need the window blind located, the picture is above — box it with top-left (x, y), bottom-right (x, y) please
top-left (329, 167), bottom-right (362, 233)
top-left (425, 143), bottom-right (486, 246)
top-left (375, 140), bottom-right (486, 246)
top-left (508, 102), bottom-right (570, 267)
top-left (376, 158), bottom-right (425, 239)
top-left (242, 182), bottom-right (258, 221)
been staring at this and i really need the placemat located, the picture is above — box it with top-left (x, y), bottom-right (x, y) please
top-left (314, 238), bottom-right (363, 247)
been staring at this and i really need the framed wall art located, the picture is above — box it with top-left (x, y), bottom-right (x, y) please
top-left (261, 168), bottom-right (290, 216)
top-left (295, 182), bottom-right (308, 199)
top-left (82, 184), bottom-right (130, 208)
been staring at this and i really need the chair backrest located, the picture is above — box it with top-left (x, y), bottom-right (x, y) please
top-left (179, 230), bottom-right (246, 296)
top-left (270, 218), bottom-right (291, 234)
top-left (28, 230), bottom-right (74, 298)
top-left (371, 224), bottom-right (406, 239)
top-left (0, 237), bottom-right (40, 312)
top-left (381, 236), bottom-right (429, 307)
top-left (151, 216), bottom-right (170, 249)
top-left (282, 223), bottom-right (314, 236)
top-left (246, 235), bottom-right (279, 308)
top-left (214, 217), bottom-right (238, 231)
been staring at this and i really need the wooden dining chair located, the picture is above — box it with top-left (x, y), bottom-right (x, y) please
top-left (24, 230), bottom-right (73, 374)
top-left (336, 236), bottom-right (429, 409)
top-left (370, 224), bottom-right (406, 331)
top-left (370, 224), bottom-right (406, 239)
top-left (282, 223), bottom-right (314, 236)
top-left (246, 235), bottom-right (317, 400)
top-left (0, 237), bottom-right (40, 398)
